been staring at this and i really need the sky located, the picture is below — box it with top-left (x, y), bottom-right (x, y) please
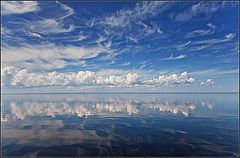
top-left (1, 1), bottom-right (239, 93)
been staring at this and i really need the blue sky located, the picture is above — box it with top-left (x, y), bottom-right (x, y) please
top-left (1, 1), bottom-right (239, 92)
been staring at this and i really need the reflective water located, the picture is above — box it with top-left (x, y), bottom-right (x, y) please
top-left (1, 94), bottom-right (239, 156)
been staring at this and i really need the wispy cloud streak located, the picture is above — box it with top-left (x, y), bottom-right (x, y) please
top-left (159, 54), bottom-right (186, 61)
top-left (1, 1), bottom-right (39, 15)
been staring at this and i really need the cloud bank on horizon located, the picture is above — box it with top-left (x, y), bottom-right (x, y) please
top-left (1, 1), bottom-right (239, 92)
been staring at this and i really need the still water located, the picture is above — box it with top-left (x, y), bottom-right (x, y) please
top-left (1, 93), bottom-right (239, 157)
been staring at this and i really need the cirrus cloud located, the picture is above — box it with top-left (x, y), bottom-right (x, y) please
top-left (185, 23), bottom-right (217, 38)
top-left (159, 54), bottom-right (187, 61)
top-left (175, 2), bottom-right (223, 21)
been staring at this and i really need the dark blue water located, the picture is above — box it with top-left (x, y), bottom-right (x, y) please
top-left (1, 94), bottom-right (239, 157)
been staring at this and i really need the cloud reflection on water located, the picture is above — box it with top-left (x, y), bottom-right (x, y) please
top-left (1, 94), bottom-right (238, 156)
top-left (5, 98), bottom-right (210, 120)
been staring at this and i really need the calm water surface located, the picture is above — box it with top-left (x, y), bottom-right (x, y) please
top-left (1, 93), bottom-right (239, 157)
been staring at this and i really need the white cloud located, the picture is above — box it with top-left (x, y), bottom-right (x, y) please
top-left (28, 32), bottom-right (44, 39)
top-left (225, 33), bottom-right (235, 39)
top-left (207, 23), bottom-right (217, 30)
top-left (100, 1), bottom-right (167, 28)
top-left (1, 1), bottom-right (39, 15)
top-left (95, 34), bottom-right (113, 50)
top-left (2, 44), bottom-right (106, 70)
top-left (185, 23), bottom-right (217, 38)
top-left (67, 34), bottom-right (88, 42)
top-left (96, 69), bottom-right (132, 76)
top-left (138, 60), bottom-right (152, 70)
top-left (56, 1), bottom-right (74, 20)
top-left (2, 1), bottom-right (75, 36)
top-left (28, 18), bottom-right (75, 34)
top-left (2, 67), bottom-right (196, 88)
top-left (159, 54), bottom-right (186, 61)
top-left (143, 72), bottom-right (195, 86)
top-left (96, 73), bottom-right (140, 86)
top-left (185, 32), bottom-right (236, 51)
top-left (177, 41), bottom-right (192, 50)
top-left (94, 2), bottom-right (171, 45)
top-left (175, 2), bottom-right (223, 21)
top-left (200, 79), bottom-right (214, 86)
top-left (180, 41), bottom-right (191, 47)
top-left (1, 67), bottom-right (140, 88)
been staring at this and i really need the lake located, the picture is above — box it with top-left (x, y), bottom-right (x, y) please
top-left (1, 93), bottom-right (239, 157)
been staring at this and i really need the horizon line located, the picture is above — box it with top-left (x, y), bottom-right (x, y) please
top-left (1, 92), bottom-right (239, 95)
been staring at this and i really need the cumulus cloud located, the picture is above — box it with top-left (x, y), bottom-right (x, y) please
top-left (1, 1), bottom-right (39, 15)
top-left (1, 67), bottom-right (140, 88)
top-left (1, 67), bottom-right (196, 88)
top-left (200, 79), bottom-right (214, 86)
top-left (143, 72), bottom-right (195, 86)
